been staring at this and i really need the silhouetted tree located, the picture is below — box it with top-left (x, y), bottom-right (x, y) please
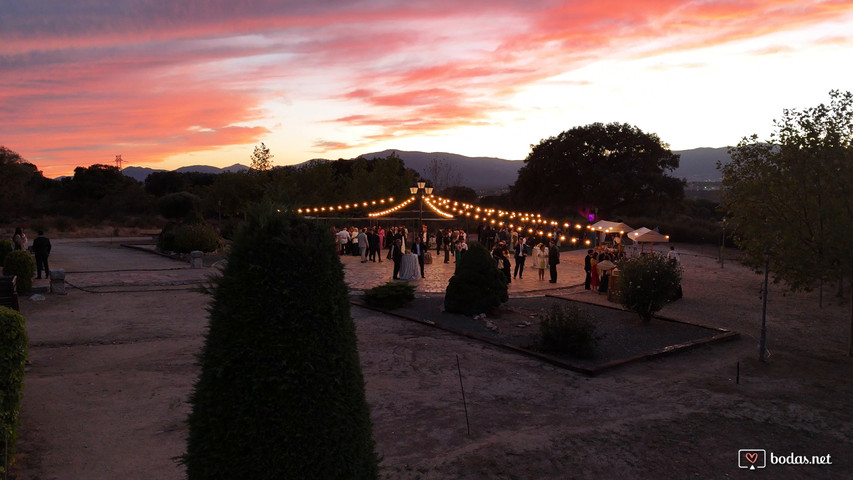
top-left (511, 123), bottom-right (684, 218)
top-left (250, 142), bottom-right (274, 171)
top-left (721, 90), bottom-right (853, 356)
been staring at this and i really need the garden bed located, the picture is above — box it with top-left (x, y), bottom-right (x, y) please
top-left (352, 293), bottom-right (738, 375)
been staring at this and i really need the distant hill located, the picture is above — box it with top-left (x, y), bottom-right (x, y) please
top-left (358, 150), bottom-right (523, 191)
top-left (119, 148), bottom-right (730, 187)
top-left (674, 147), bottom-right (731, 182)
top-left (358, 147), bottom-right (731, 189)
top-left (122, 163), bottom-right (248, 182)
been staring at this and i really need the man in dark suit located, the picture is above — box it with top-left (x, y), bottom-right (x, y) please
top-left (548, 239), bottom-right (560, 283)
top-left (411, 235), bottom-right (426, 278)
top-left (33, 230), bottom-right (52, 279)
top-left (391, 238), bottom-right (403, 280)
top-left (584, 249), bottom-right (593, 289)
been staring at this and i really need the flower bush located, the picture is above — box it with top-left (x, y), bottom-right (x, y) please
top-left (617, 253), bottom-right (683, 323)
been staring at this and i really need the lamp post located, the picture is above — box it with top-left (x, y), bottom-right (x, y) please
top-left (409, 181), bottom-right (433, 242)
top-left (720, 217), bottom-right (726, 269)
top-left (759, 249), bottom-right (770, 362)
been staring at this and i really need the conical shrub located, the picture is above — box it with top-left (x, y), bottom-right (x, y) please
top-left (184, 210), bottom-right (378, 479)
top-left (444, 242), bottom-right (508, 315)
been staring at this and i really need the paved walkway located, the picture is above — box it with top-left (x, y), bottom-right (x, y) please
top-left (31, 237), bottom-right (590, 297)
top-left (338, 246), bottom-right (588, 296)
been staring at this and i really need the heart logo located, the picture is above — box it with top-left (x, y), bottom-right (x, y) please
top-left (745, 452), bottom-right (758, 464)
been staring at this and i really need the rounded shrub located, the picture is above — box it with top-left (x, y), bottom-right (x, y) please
top-left (618, 253), bottom-right (683, 323)
top-left (2, 250), bottom-right (36, 294)
top-left (363, 281), bottom-right (415, 309)
top-left (444, 242), bottom-right (508, 315)
top-left (158, 223), bottom-right (220, 253)
top-left (184, 209), bottom-right (378, 479)
top-left (538, 303), bottom-right (599, 358)
top-left (0, 305), bottom-right (28, 474)
top-left (158, 191), bottom-right (201, 220)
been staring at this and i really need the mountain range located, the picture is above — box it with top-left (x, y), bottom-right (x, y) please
top-left (121, 147), bottom-right (732, 190)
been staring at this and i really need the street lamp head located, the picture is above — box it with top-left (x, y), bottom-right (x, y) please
top-left (417, 181), bottom-right (426, 189)
top-left (410, 186), bottom-right (419, 194)
top-left (425, 187), bottom-right (434, 194)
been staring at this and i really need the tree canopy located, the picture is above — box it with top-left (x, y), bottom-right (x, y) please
top-left (720, 90), bottom-right (853, 355)
top-left (511, 123), bottom-right (684, 218)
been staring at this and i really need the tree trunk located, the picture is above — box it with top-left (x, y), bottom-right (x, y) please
top-left (849, 278), bottom-right (853, 357)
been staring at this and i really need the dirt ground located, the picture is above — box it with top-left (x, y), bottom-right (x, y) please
top-left (8, 237), bottom-right (853, 479)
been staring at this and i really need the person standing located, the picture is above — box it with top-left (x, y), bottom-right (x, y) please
top-left (33, 230), bottom-right (52, 279)
top-left (666, 245), bottom-right (681, 263)
top-left (368, 228), bottom-right (381, 263)
top-left (590, 252), bottom-right (600, 290)
top-left (493, 242), bottom-right (511, 284)
top-left (584, 249), bottom-right (593, 290)
top-left (443, 229), bottom-right (451, 263)
top-left (548, 239), bottom-right (560, 283)
top-left (411, 235), bottom-right (426, 278)
top-left (454, 238), bottom-right (467, 264)
top-left (391, 238), bottom-right (403, 280)
top-left (357, 228), bottom-right (369, 263)
top-left (534, 243), bottom-right (548, 281)
top-left (335, 227), bottom-right (350, 256)
top-left (513, 236), bottom-right (527, 279)
top-left (12, 227), bottom-right (27, 251)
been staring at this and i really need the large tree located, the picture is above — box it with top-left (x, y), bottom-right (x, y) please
top-left (511, 123), bottom-right (683, 218)
top-left (720, 90), bottom-right (853, 356)
top-left (0, 146), bottom-right (51, 220)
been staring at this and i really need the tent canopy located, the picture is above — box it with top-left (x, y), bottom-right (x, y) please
top-left (627, 227), bottom-right (669, 244)
top-left (589, 220), bottom-right (633, 234)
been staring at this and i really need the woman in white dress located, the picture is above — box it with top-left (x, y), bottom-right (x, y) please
top-left (534, 243), bottom-right (549, 280)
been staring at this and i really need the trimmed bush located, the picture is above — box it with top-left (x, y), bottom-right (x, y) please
top-left (184, 210), bottom-right (378, 479)
top-left (363, 281), bottom-right (415, 309)
top-left (158, 223), bottom-right (220, 253)
top-left (444, 242), bottom-right (508, 315)
top-left (0, 239), bottom-right (12, 266)
top-left (538, 303), bottom-right (599, 358)
top-left (618, 253), bottom-right (683, 323)
top-left (158, 191), bottom-right (201, 220)
top-left (0, 306), bottom-right (28, 475)
top-left (2, 250), bottom-right (36, 294)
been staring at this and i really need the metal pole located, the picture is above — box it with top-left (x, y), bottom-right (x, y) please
top-left (456, 354), bottom-right (470, 436)
top-left (720, 219), bottom-right (725, 269)
top-left (759, 251), bottom-right (769, 362)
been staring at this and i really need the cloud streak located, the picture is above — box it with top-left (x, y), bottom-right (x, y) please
top-left (1, 0), bottom-right (851, 177)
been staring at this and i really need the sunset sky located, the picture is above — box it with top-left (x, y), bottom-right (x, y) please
top-left (2, 1), bottom-right (852, 179)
